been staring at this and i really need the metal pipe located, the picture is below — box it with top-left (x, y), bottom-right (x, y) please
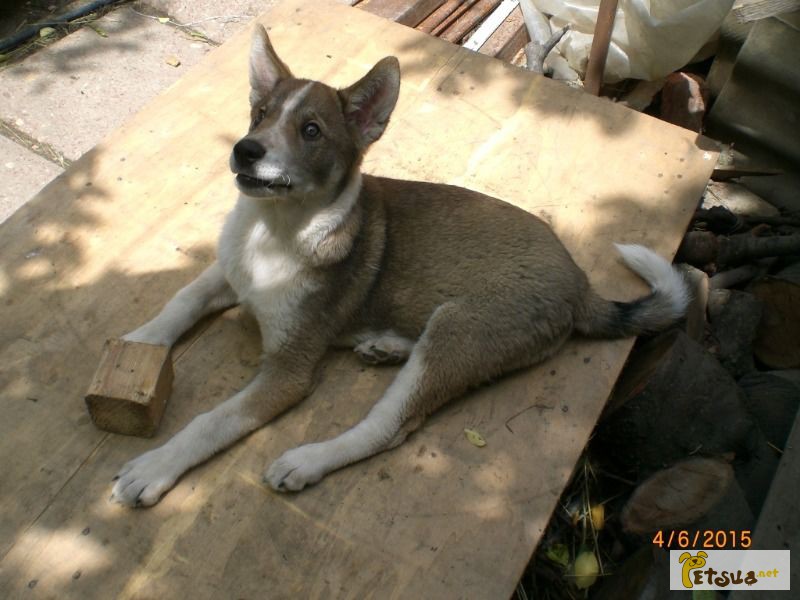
top-left (0, 0), bottom-right (126, 54)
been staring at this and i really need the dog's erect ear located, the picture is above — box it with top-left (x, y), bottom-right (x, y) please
top-left (678, 552), bottom-right (691, 564)
top-left (697, 551), bottom-right (708, 559)
top-left (339, 56), bottom-right (400, 149)
top-left (249, 25), bottom-right (292, 106)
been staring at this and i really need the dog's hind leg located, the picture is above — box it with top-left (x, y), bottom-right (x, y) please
top-left (265, 295), bottom-right (573, 491)
top-left (123, 262), bottom-right (238, 346)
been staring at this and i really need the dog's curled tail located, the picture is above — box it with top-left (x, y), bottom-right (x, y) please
top-left (574, 244), bottom-right (690, 338)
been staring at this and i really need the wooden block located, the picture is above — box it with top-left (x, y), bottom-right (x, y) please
top-left (85, 339), bottom-right (173, 437)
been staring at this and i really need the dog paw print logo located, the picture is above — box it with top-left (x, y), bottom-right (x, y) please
top-left (679, 551), bottom-right (708, 588)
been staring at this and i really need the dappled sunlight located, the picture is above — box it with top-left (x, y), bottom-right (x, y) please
top-left (0, 0), bottom-right (717, 596)
top-left (467, 494), bottom-right (514, 520)
top-left (6, 524), bottom-right (113, 586)
top-left (402, 442), bottom-right (453, 478)
top-left (15, 254), bottom-right (52, 281)
top-left (470, 450), bottom-right (517, 493)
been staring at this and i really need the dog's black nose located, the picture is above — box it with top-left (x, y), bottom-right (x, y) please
top-left (233, 139), bottom-right (266, 165)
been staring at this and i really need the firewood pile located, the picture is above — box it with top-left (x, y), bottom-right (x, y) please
top-left (518, 189), bottom-right (800, 597)
top-left (355, 1), bottom-right (800, 597)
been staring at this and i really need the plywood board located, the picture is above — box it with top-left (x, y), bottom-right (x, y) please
top-left (0, 0), bottom-right (716, 597)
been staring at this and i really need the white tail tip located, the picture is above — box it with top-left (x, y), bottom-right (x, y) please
top-left (614, 243), bottom-right (690, 319)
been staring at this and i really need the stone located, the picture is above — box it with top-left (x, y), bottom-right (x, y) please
top-left (0, 7), bottom-right (212, 161)
top-left (660, 72), bottom-right (708, 133)
top-left (0, 136), bottom-right (62, 223)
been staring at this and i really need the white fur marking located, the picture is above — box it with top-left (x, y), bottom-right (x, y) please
top-left (278, 82), bottom-right (313, 129)
top-left (123, 263), bottom-right (234, 346)
top-left (218, 199), bottom-right (317, 352)
top-left (614, 243), bottom-right (690, 318)
top-left (265, 347), bottom-right (425, 491)
top-left (298, 172), bottom-right (362, 250)
top-left (252, 82), bottom-right (314, 183)
top-left (112, 373), bottom-right (268, 506)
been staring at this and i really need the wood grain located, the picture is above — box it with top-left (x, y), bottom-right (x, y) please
top-left (0, 0), bottom-right (716, 597)
top-left (439, 0), bottom-right (503, 42)
top-left (358, 0), bottom-right (446, 26)
top-left (478, 5), bottom-right (528, 61)
top-left (85, 339), bottom-right (173, 437)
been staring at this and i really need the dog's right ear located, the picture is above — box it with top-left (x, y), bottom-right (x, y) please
top-left (339, 56), bottom-right (400, 150)
top-left (249, 25), bottom-right (292, 106)
top-left (678, 552), bottom-right (691, 563)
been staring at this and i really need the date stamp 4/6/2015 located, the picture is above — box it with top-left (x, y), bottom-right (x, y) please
top-left (653, 529), bottom-right (752, 549)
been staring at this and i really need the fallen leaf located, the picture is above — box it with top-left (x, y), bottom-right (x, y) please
top-left (158, 17), bottom-right (170, 24)
top-left (573, 548), bottom-right (599, 589)
top-left (544, 543), bottom-right (569, 568)
top-left (165, 55), bottom-right (181, 67)
top-left (87, 24), bottom-right (108, 38)
top-left (590, 503), bottom-right (605, 531)
top-left (464, 428), bottom-right (486, 447)
top-left (39, 27), bottom-right (56, 37)
top-left (621, 457), bottom-right (733, 534)
top-left (187, 31), bottom-right (212, 43)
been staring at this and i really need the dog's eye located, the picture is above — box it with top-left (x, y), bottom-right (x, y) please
top-left (302, 121), bottom-right (321, 140)
top-left (252, 107), bottom-right (267, 128)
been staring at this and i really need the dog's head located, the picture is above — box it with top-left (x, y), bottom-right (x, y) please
top-left (230, 25), bottom-right (400, 200)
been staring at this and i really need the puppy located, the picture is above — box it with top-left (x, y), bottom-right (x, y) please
top-left (110, 25), bottom-right (688, 506)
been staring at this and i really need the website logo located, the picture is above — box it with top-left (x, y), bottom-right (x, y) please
top-left (669, 550), bottom-right (790, 590)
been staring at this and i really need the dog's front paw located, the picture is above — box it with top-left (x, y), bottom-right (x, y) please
top-left (111, 448), bottom-right (179, 507)
top-left (264, 443), bottom-right (330, 492)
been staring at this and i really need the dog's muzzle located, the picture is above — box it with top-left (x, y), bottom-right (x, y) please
top-left (230, 138), bottom-right (292, 195)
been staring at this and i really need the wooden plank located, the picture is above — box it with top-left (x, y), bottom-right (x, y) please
top-left (440, 0), bottom-right (503, 42)
top-left (419, 0), bottom-right (479, 35)
top-left (358, 0), bottom-right (446, 26)
top-left (0, 0), bottom-right (716, 597)
top-left (463, 0), bottom-right (519, 51)
top-left (477, 4), bottom-right (528, 61)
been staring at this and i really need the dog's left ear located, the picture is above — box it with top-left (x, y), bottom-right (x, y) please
top-left (249, 25), bottom-right (292, 106)
top-left (339, 56), bottom-right (400, 149)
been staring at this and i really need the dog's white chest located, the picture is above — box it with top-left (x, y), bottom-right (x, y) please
top-left (218, 204), bottom-right (314, 349)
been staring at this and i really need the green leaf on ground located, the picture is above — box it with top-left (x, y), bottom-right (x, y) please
top-left (87, 24), bottom-right (108, 38)
top-left (464, 428), bottom-right (486, 447)
top-left (545, 543), bottom-right (570, 568)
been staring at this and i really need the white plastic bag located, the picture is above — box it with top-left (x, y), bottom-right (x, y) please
top-left (533, 0), bottom-right (733, 82)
